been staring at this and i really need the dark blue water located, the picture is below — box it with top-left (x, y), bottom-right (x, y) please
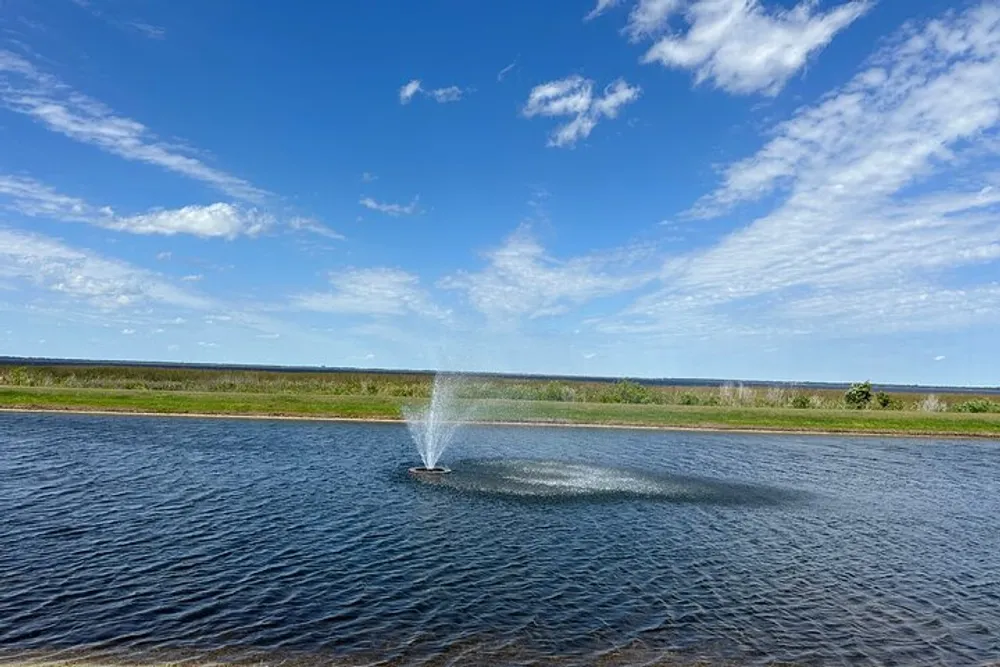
top-left (1, 413), bottom-right (999, 666)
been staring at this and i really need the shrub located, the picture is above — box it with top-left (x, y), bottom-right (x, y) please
top-left (952, 399), bottom-right (1000, 414)
top-left (874, 391), bottom-right (903, 410)
top-left (600, 380), bottom-right (653, 404)
top-left (844, 381), bottom-right (873, 409)
top-left (791, 395), bottom-right (811, 409)
top-left (5, 366), bottom-right (32, 386)
top-left (539, 382), bottom-right (575, 402)
top-left (677, 392), bottom-right (700, 406)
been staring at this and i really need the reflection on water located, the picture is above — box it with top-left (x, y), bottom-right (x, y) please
top-left (1, 413), bottom-right (999, 666)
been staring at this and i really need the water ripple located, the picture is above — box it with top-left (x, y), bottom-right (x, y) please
top-left (1, 414), bottom-right (999, 666)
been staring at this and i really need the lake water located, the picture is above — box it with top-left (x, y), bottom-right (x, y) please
top-left (1, 413), bottom-right (998, 666)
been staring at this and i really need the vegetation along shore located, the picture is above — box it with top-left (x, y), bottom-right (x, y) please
top-left (1, 364), bottom-right (998, 438)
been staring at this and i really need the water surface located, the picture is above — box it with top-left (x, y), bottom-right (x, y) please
top-left (1, 413), bottom-right (998, 665)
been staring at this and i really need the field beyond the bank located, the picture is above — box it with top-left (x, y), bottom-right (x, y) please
top-left (1, 365), bottom-right (999, 437)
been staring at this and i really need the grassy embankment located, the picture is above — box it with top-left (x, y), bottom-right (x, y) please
top-left (2, 365), bottom-right (999, 437)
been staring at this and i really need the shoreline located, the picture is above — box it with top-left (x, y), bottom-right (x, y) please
top-left (2, 406), bottom-right (997, 440)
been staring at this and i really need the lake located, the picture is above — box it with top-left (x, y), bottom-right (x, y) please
top-left (1, 413), bottom-right (998, 666)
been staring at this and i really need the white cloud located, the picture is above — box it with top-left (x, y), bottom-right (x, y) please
top-left (603, 0), bottom-right (870, 95)
top-left (110, 203), bottom-right (272, 238)
top-left (0, 175), bottom-right (94, 221)
top-left (156, 252), bottom-right (172, 261)
top-left (398, 79), bottom-right (468, 104)
top-left (0, 227), bottom-right (211, 310)
top-left (0, 50), bottom-right (266, 201)
top-left (522, 75), bottom-right (641, 147)
top-left (126, 21), bottom-right (166, 39)
top-left (399, 79), bottom-right (422, 104)
top-left (121, 328), bottom-right (135, 335)
top-left (1, 174), bottom-right (279, 239)
top-left (497, 58), bottom-right (519, 82)
top-left (181, 274), bottom-right (202, 282)
top-left (359, 196), bottom-right (420, 216)
top-left (289, 216), bottom-right (345, 240)
top-left (440, 227), bottom-right (655, 322)
top-left (294, 267), bottom-right (446, 318)
top-left (361, 172), bottom-right (378, 183)
top-left (934, 355), bottom-right (946, 362)
top-left (604, 2), bottom-right (1000, 338)
top-left (625, 0), bottom-right (683, 38)
top-left (585, 0), bottom-right (623, 21)
top-left (428, 86), bottom-right (464, 103)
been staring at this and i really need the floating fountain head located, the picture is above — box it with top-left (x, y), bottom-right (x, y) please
top-left (403, 373), bottom-right (472, 470)
top-left (408, 466), bottom-right (451, 475)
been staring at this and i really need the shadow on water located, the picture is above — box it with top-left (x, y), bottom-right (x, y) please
top-left (406, 458), bottom-right (807, 506)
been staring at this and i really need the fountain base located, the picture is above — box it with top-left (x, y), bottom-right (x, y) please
top-left (409, 466), bottom-right (451, 475)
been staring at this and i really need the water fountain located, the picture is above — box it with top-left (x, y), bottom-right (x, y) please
top-left (404, 373), bottom-right (472, 475)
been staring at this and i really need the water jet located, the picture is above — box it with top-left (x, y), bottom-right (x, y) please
top-left (404, 374), bottom-right (475, 470)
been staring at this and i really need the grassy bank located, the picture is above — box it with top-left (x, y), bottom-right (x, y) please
top-left (3, 386), bottom-right (1000, 437)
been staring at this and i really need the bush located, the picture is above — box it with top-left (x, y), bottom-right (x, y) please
top-left (791, 395), bottom-right (811, 409)
top-left (952, 399), bottom-right (1000, 414)
top-left (539, 382), bottom-right (576, 402)
top-left (844, 381), bottom-right (873, 409)
top-left (600, 380), bottom-right (653, 404)
top-left (5, 366), bottom-right (32, 386)
top-left (874, 391), bottom-right (903, 410)
top-left (677, 392), bottom-right (700, 406)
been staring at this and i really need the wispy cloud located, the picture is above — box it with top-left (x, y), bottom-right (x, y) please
top-left (522, 75), bottom-right (641, 147)
top-left (398, 79), bottom-right (469, 104)
top-left (359, 196), bottom-right (420, 217)
top-left (601, 0), bottom-right (870, 95)
top-left (69, 0), bottom-right (167, 40)
top-left (294, 267), bottom-right (446, 318)
top-left (399, 79), bottom-right (422, 104)
top-left (125, 21), bottom-right (166, 40)
top-left (0, 175), bottom-right (272, 238)
top-left (0, 51), bottom-right (266, 202)
top-left (603, 1), bottom-right (1000, 337)
top-left (585, 0), bottom-right (623, 21)
top-left (497, 57), bottom-right (519, 82)
top-left (0, 227), bottom-right (211, 310)
top-left (361, 171), bottom-right (378, 183)
top-left (289, 216), bottom-right (345, 240)
top-left (440, 226), bottom-right (655, 323)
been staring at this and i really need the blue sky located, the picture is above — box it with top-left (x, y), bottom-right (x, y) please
top-left (1, 0), bottom-right (998, 385)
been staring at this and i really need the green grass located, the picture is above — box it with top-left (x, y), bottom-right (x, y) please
top-left (3, 386), bottom-right (999, 437)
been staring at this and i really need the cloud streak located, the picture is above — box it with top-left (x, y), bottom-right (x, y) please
top-left (0, 50), bottom-right (267, 202)
top-left (398, 79), bottom-right (469, 104)
top-left (603, 1), bottom-right (1000, 337)
top-left (359, 196), bottom-right (420, 217)
top-left (295, 268), bottom-right (446, 319)
top-left (0, 175), bottom-right (273, 238)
